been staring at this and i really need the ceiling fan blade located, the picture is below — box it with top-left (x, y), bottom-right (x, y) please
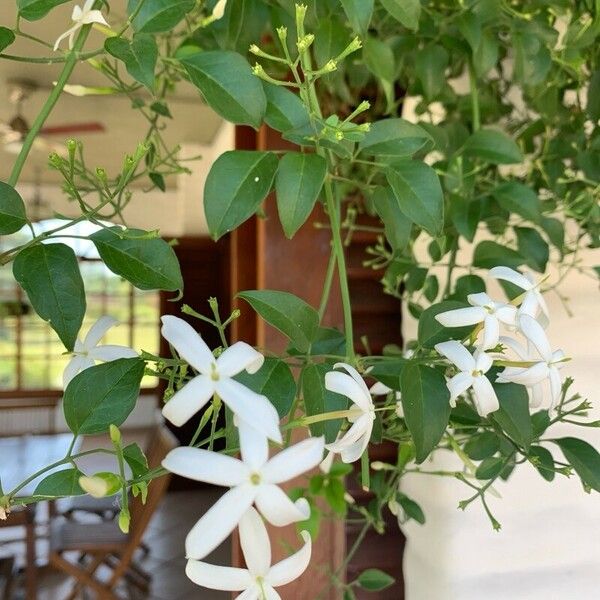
top-left (40, 122), bottom-right (106, 136)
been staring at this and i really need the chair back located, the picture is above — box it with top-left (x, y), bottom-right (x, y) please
top-left (128, 425), bottom-right (178, 544)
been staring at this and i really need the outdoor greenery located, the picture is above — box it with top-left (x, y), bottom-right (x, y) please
top-left (0, 0), bottom-right (598, 596)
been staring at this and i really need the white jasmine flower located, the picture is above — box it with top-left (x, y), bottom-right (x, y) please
top-left (211, 0), bottom-right (228, 19)
top-left (0, 507), bottom-right (6, 520)
top-left (186, 506), bottom-right (311, 599)
top-left (63, 316), bottom-right (137, 388)
top-left (488, 266), bottom-right (549, 322)
top-left (160, 316), bottom-right (281, 443)
top-left (435, 341), bottom-right (499, 417)
top-left (497, 315), bottom-right (566, 409)
top-left (499, 336), bottom-right (545, 408)
top-left (53, 0), bottom-right (109, 51)
top-left (324, 363), bottom-right (375, 463)
top-left (162, 422), bottom-right (324, 559)
top-left (370, 380), bottom-right (403, 417)
top-left (435, 292), bottom-right (517, 350)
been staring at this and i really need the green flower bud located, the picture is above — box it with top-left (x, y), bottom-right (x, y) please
top-left (79, 472), bottom-right (121, 498)
top-left (118, 508), bottom-right (130, 533)
top-left (109, 424), bottom-right (121, 445)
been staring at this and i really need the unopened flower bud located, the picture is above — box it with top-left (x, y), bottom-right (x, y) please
top-left (118, 508), bottom-right (130, 533)
top-left (335, 130), bottom-right (344, 141)
top-left (79, 472), bottom-right (121, 498)
top-left (388, 498), bottom-right (400, 516)
top-left (48, 153), bottom-right (62, 167)
top-left (249, 44), bottom-right (261, 55)
top-left (109, 424), bottom-right (121, 445)
top-left (296, 33), bottom-right (314, 53)
top-left (211, 0), bottom-right (227, 20)
top-left (357, 122), bottom-right (371, 132)
top-left (371, 461), bottom-right (386, 471)
top-left (343, 492), bottom-right (355, 504)
top-left (336, 36), bottom-right (362, 62)
top-left (276, 26), bottom-right (288, 43)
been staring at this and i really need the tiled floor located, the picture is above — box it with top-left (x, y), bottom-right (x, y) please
top-left (0, 489), bottom-right (230, 599)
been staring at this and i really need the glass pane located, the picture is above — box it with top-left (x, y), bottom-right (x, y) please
top-left (0, 357), bottom-right (16, 390)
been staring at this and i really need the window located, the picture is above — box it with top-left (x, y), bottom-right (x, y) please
top-left (0, 220), bottom-right (160, 395)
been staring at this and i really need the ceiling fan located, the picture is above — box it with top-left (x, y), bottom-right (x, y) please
top-left (0, 78), bottom-right (106, 155)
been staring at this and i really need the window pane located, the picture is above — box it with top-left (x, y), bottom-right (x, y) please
top-left (0, 358), bottom-right (17, 390)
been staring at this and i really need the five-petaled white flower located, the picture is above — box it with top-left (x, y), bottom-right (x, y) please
top-left (160, 316), bottom-right (281, 443)
top-left (63, 316), bottom-right (137, 388)
top-left (489, 266), bottom-right (549, 322)
top-left (496, 315), bottom-right (566, 409)
top-left (324, 363), bottom-right (375, 464)
top-left (162, 420), bottom-right (323, 559)
top-left (435, 292), bottom-right (517, 350)
top-left (54, 0), bottom-right (109, 51)
top-left (435, 340), bottom-right (499, 416)
top-left (186, 506), bottom-right (311, 599)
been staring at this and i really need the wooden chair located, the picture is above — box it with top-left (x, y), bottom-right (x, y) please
top-left (48, 426), bottom-right (178, 599)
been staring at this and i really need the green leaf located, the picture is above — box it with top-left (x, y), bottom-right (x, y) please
top-left (13, 243), bottom-right (85, 351)
top-left (275, 153), bottom-right (327, 238)
top-left (204, 151), bottom-right (278, 240)
top-left (473, 241), bottom-right (524, 270)
top-left (0, 181), bottom-right (27, 234)
top-left (400, 364), bottom-right (451, 463)
top-left (235, 358), bottom-right (296, 418)
top-left (463, 129), bottom-right (523, 164)
top-left (359, 119), bottom-right (431, 157)
top-left (368, 359), bottom-right (407, 392)
top-left (263, 83), bottom-right (310, 133)
top-left (238, 290), bottom-right (319, 353)
top-left (555, 437), bottom-right (600, 492)
top-left (540, 217), bottom-right (565, 251)
top-left (380, 0), bottom-right (421, 30)
top-left (309, 327), bottom-right (347, 357)
top-left (373, 186), bottom-right (412, 252)
top-left (363, 36), bottom-right (395, 83)
top-left (587, 71), bottom-right (600, 122)
top-left (91, 227), bottom-right (183, 292)
top-left (475, 456), bottom-right (504, 480)
top-left (529, 445), bottom-right (555, 482)
top-left (450, 275), bottom-right (486, 302)
top-left (386, 161), bottom-right (444, 237)
top-left (302, 363), bottom-right (348, 443)
top-left (324, 477), bottom-right (347, 515)
top-left (492, 182), bottom-right (541, 223)
top-left (464, 432), bottom-right (500, 460)
top-left (340, 0), bottom-right (374, 34)
top-left (129, 0), bottom-right (195, 33)
top-left (418, 301), bottom-right (474, 348)
top-left (515, 226), bottom-right (549, 273)
top-left (415, 45), bottom-right (448, 100)
top-left (33, 468), bottom-right (85, 498)
top-left (398, 494), bottom-right (426, 524)
top-left (0, 27), bottom-right (16, 53)
top-left (492, 381), bottom-right (532, 450)
top-left (357, 568), bottom-right (395, 592)
top-left (105, 34), bottom-right (158, 92)
top-left (181, 51), bottom-right (266, 129)
top-left (63, 358), bottom-right (145, 435)
top-left (448, 193), bottom-right (480, 243)
top-left (123, 443), bottom-right (148, 479)
top-left (17, 0), bottom-right (69, 20)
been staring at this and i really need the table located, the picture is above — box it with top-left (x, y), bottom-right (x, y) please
top-left (0, 433), bottom-right (79, 600)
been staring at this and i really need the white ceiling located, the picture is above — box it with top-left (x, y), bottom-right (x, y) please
top-left (0, 1), bottom-right (223, 184)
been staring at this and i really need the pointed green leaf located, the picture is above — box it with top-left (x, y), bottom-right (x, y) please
top-left (204, 151), bottom-right (278, 240)
top-left (473, 241), bottom-right (524, 270)
top-left (380, 0), bottom-right (421, 30)
top-left (340, 0), bottom-right (374, 34)
top-left (180, 51), bottom-right (266, 129)
top-left (105, 34), bottom-right (158, 92)
top-left (275, 153), bottom-right (327, 238)
top-left (555, 437), bottom-right (600, 492)
top-left (238, 290), bottom-right (319, 353)
top-left (492, 381), bottom-right (532, 450)
top-left (0, 27), bottom-right (16, 53)
top-left (400, 364), bottom-right (451, 463)
top-left (515, 226), bottom-right (549, 273)
top-left (357, 569), bottom-right (395, 591)
top-left (415, 45), bottom-right (448, 100)
top-left (129, 0), bottom-right (195, 32)
top-left (372, 186), bottom-right (412, 252)
top-left (475, 456), bottom-right (504, 480)
top-left (529, 445), bottom-right (555, 482)
top-left (33, 469), bottom-right (85, 498)
top-left (13, 243), bottom-right (85, 351)
top-left (123, 443), bottom-right (149, 479)
top-left (0, 182), bottom-right (27, 234)
top-left (386, 161), bottom-right (444, 237)
top-left (91, 227), bottom-right (183, 292)
top-left (17, 0), bottom-right (70, 20)
top-left (463, 129), bottom-right (523, 164)
top-left (492, 182), bottom-right (541, 223)
top-left (359, 119), bottom-right (431, 157)
top-left (63, 358), bottom-right (146, 435)
top-left (263, 83), bottom-right (310, 133)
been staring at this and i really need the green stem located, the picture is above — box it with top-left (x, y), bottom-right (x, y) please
top-left (468, 59), bottom-right (480, 132)
top-left (318, 246), bottom-right (337, 319)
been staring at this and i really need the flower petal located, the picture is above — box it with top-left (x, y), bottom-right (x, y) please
top-left (530, 383), bottom-right (544, 409)
top-left (236, 589), bottom-right (261, 600)
top-left (185, 559), bottom-right (252, 591)
top-left (88, 344), bottom-right (138, 361)
top-left (332, 363), bottom-right (372, 398)
top-left (267, 531), bottom-right (312, 587)
top-left (481, 314), bottom-right (500, 349)
top-left (161, 315), bottom-right (214, 373)
top-left (261, 437), bottom-right (325, 484)
top-left (263, 586), bottom-right (282, 600)
top-left (53, 25), bottom-right (79, 51)
top-left (471, 375), bottom-right (499, 417)
top-left (446, 371), bottom-right (474, 403)
top-left (340, 430), bottom-right (371, 463)
top-left (370, 381), bottom-right (392, 396)
top-left (497, 362), bottom-right (549, 386)
top-left (495, 304), bottom-right (517, 326)
top-left (435, 306), bottom-right (485, 327)
top-left (186, 485), bottom-right (255, 559)
top-left (162, 447), bottom-right (249, 486)
top-left (255, 484), bottom-right (308, 526)
top-left (499, 336), bottom-right (528, 360)
top-left (63, 355), bottom-right (93, 389)
top-left (237, 417), bottom-right (269, 470)
top-left (81, 9), bottom-right (109, 26)
top-left (216, 378), bottom-right (282, 443)
top-left (435, 340), bottom-right (475, 372)
top-left (467, 292), bottom-right (494, 307)
top-left (217, 342), bottom-right (264, 377)
top-left (474, 350), bottom-right (493, 374)
top-left (325, 371), bottom-right (371, 412)
top-left (83, 315), bottom-right (118, 348)
top-left (488, 266), bottom-right (533, 291)
top-left (239, 507), bottom-right (271, 577)
top-left (548, 367), bottom-right (562, 409)
top-left (325, 414), bottom-right (371, 454)
top-left (518, 315), bottom-right (552, 361)
top-left (162, 375), bottom-right (214, 427)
